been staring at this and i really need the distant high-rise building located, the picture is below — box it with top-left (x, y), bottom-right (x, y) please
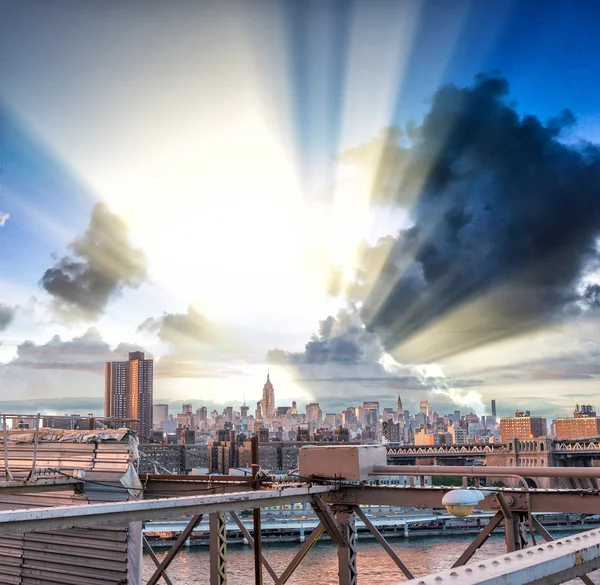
top-left (105, 361), bottom-right (128, 420)
top-left (105, 351), bottom-right (153, 440)
top-left (555, 416), bottom-right (600, 440)
top-left (127, 352), bottom-right (153, 440)
top-left (306, 402), bottom-right (322, 423)
top-left (555, 405), bottom-right (600, 440)
top-left (383, 419), bottom-right (401, 442)
top-left (500, 410), bottom-right (547, 443)
top-left (397, 395), bottom-right (403, 414)
top-left (449, 424), bottom-right (467, 445)
top-left (240, 405), bottom-right (249, 419)
top-left (262, 373), bottom-right (275, 421)
top-left (256, 400), bottom-right (263, 420)
top-left (182, 404), bottom-right (192, 415)
top-left (363, 401), bottom-right (380, 427)
top-left (197, 406), bottom-right (208, 422)
top-left (291, 401), bottom-right (298, 415)
top-left (491, 400), bottom-right (497, 417)
top-left (420, 400), bottom-right (429, 417)
top-left (153, 404), bottom-right (168, 425)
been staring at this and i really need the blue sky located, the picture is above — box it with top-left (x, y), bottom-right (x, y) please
top-left (2, 0), bottom-right (600, 418)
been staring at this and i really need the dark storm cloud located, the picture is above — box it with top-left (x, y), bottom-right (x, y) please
top-left (40, 203), bottom-right (147, 319)
top-left (580, 284), bottom-right (600, 310)
top-left (9, 327), bottom-right (147, 371)
top-left (341, 74), bottom-right (600, 361)
top-left (0, 304), bottom-right (16, 331)
top-left (267, 309), bottom-right (384, 365)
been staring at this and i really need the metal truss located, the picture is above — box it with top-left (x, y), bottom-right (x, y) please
top-left (334, 506), bottom-right (357, 585)
top-left (145, 514), bottom-right (203, 585)
top-left (3, 476), bottom-right (600, 585)
top-left (210, 512), bottom-right (228, 585)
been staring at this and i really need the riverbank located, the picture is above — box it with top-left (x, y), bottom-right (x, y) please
top-left (145, 513), bottom-right (599, 548)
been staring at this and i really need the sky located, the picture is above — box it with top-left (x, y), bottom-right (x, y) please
top-left (2, 0), bottom-right (600, 419)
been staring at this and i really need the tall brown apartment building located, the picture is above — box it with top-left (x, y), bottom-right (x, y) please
top-left (105, 351), bottom-right (153, 440)
top-left (500, 410), bottom-right (547, 443)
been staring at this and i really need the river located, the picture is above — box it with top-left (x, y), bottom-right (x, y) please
top-left (143, 532), bottom-right (600, 584)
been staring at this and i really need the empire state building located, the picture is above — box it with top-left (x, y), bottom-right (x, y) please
top-left (262, 373), bottom-right (275, 422)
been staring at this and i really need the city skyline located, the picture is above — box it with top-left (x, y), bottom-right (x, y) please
top-left (3, 1), bottom-right (600, 420)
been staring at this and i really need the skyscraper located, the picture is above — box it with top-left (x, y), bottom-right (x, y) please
top-left (363, 401), bottom-right (380, 427)
top-left (105, 351), bottom-right (153, 440)
top-left (306, 402), bottom-right (322, 423)
top-left (262, 373), bottom-right (275, 422)
top-left (491, 399), bottom-right (497, 417)
top-left (127, 352), bottom-right (153, 440)
top-left (105, 361), bottom-right (128, 420)
top-left (397, 395), bottom-right (403, 414)
top-left (152, 404), bottom-right (168, 425)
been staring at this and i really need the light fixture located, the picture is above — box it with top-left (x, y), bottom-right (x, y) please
top-left (441, 489), bottom-right (486, 518)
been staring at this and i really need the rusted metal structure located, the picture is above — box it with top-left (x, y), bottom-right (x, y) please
top-left (3, 440), bottom-right (600, 583)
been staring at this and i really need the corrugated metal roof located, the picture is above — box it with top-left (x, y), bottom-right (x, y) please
top-left (0, 429), bottom-right (139, 584)
top-left (3, 429), bottom-right (133, 444)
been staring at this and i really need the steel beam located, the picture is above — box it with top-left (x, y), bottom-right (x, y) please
top-left (311, 495), bottom-right (346, 545)
top-left (143, 475), bottom-right (255, 498)
top-left (0, 485), bottom-right (334, 535)
top-left (335, 507), bottom-right (357, 585)
top-left (146, 514), bottom-right (203, 585)
top-left (330, 485), bottom-right (600, 515)
top-left (229, 511), bottom-right (278, 583)
top-left (143, 535), bottom-right (175, 585)
top-left (352, 505), bottom-right (414, 579)
top-left (275, 523), bottom-right (325, 585)
top-left (452, 512), bottom-right (504, 567)
top-left (496, 492), bottom-right (527, 553)
top-left (372, 464), bottom-right (600, 479)
top-left (402, 528), bottom-right (600, 585)
top-left (210, 512), bottom-right (228, 585)
top-left (531, 517), bottom-right (595, 585)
